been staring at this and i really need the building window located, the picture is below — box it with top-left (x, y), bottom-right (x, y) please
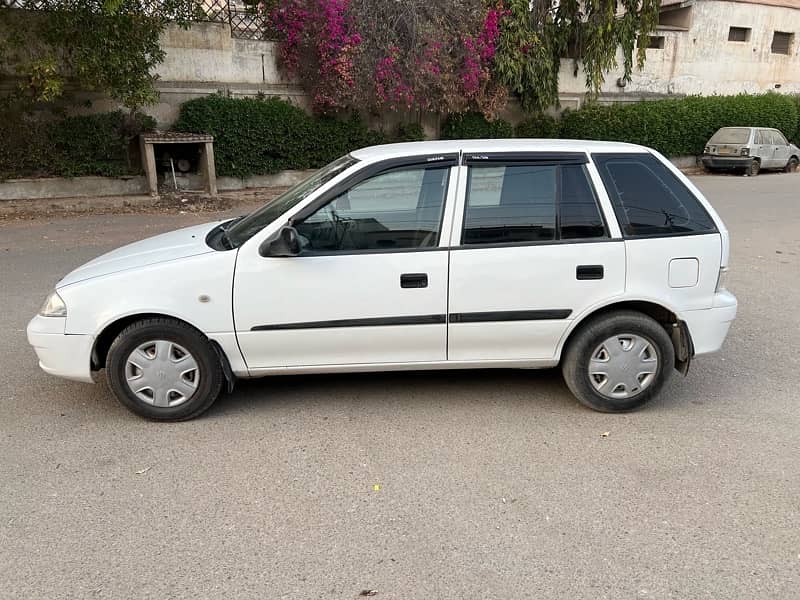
top-left (771, 31), bottom-right (793, 55)
top-left (638, 35), bottom-right (665, 49)
top-left (658, 6), bottom-right (692, 30)
top-left (728, 27), bottom-right (751, 42)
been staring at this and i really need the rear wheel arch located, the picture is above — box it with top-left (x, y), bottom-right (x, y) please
top-left (558, 300), bottom-right (690, 367)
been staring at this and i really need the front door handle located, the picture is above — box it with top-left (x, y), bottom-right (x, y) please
top-left (576, 265), bottom-right (604, 280)
top-left (400, 273), bottom-right (428, 288)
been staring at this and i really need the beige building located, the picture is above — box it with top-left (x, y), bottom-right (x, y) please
top-left (558, 0), bottom-right (800, 108)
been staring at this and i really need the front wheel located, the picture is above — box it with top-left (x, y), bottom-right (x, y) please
top-left (106, 318), bottom-right (224, 421)
top-left (561, 311), bottom-right (675, 413)
top-left (785, 157), bottom-right (799, 173)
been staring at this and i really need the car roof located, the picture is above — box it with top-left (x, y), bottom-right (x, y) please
top-left (716, 126), bottom-right (776, 131)
top-left (350, 139), bottom-right (651, 162)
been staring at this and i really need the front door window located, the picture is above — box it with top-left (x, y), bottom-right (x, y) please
top-left (295, 166), bottom-right (450, 252)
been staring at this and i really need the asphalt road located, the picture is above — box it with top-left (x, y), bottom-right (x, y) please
top-left (1, 174), bottom-right (799, 599)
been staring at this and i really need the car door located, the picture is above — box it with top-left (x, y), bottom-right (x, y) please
top-left (771, 130), bottom-right (791, 169)
top-left (761, 130), bottom-right (780, 169)
top-left (233, 157), bottom-right (457, 371)
top-left (446, 153), bottom-right (626, 362)
top-left (753, 129), bottom-right (768, 164)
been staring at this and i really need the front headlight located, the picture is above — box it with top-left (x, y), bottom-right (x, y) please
top-left (39, 291), bottom-right (67, 317)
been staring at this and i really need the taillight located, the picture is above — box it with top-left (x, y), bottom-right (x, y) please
top-left (741, 147), bottom-right (750, 156)
top-left (716, 266), bottom-right (730, 292)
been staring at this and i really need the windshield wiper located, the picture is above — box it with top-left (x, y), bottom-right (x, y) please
top-left (218, 216), bottom-right (245, 250)
top-left (219, 229), bottom-right (234, 250)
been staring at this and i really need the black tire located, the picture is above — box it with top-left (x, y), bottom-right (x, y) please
top-left (561, 310), bottom-right (675, 413)
top-left (106, 317), bottom-right (224, 421)
top-left (785, 157), bottom-right (799, 173)
top-left (747, 159), bottom-right (760, 177)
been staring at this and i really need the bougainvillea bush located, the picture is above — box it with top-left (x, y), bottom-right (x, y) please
top-left (268, 0), bottom-right (662, 117)
top-left (269, 0), bottom-right (509, 116)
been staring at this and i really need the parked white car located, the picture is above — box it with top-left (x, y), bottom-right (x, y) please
top-left (702, 126), bottom-right (800, 176)
top-left (28, 140), bottom-right (737, 420)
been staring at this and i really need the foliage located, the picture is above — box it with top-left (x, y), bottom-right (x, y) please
top-left (394, 122), bottom-right (426, 142)
top-left (791, 96), bottom-right (800, 144)
top-left (269, 0), bottom-right (508, 116)
top-left (494, 0), bottom-right (660, 112)
top-left (515, 113), bottom-right (560, 138)
top-left (172, 94), bottom-right (386, 178)
top-left (440, 112), bottom-right (513, 139)
top-left (560, 94), bottom-right (799, 156)
top-left (0, 111), bottom-right (156, 179)
top-left (0, 1), bottom-right (191, 111)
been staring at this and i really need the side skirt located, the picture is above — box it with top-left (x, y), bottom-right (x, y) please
top-left (242, 358), bottom-right (559, 378)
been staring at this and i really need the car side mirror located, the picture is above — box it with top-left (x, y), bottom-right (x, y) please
top-left (259, 225), bottom-right (301, 257)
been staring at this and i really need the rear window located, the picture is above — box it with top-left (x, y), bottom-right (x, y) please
top-left (592, 153), bottom-right (717, 237)
top-left (708, 128), bottom-right (751, 144)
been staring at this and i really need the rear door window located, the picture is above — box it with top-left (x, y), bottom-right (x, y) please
top-left (592, 153), bottom-right (717, 237)
top-left (462, 161), bottom-right (606, 245)
top-left (772, 130), bottom-right (789, 146)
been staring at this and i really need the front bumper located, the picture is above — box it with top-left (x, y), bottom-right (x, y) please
top-left (702, 155), bottom-right (751, 169)
top-left (679, 290), bottom-right (738, 355)
top-left (27, 315), bottom-right (95, 383)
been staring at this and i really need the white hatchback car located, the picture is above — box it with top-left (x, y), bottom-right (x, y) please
top-left (28, 140), bottom-right (737, 420)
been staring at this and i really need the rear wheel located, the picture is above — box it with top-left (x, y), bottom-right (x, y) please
top-left (785, 157), bottom-right (799, 173)
top-left (562, 311), bottom-right (674, 413)
top-left (106, 318), bottom-right (224, 421)
top-left (746, 159), bottom-right (760, 177)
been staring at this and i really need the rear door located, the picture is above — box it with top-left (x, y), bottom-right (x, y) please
top-left (446, 153), bottom-right (626, 362)
top-left (762, 130), bottom-right (780, 169)
top-left (753, 129), bottom-right (770, 164)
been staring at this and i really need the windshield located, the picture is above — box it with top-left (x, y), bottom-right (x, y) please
top-left (709, 128), bottom-right (751, 145)
top-left (225, 154), bottom-right (359, 247)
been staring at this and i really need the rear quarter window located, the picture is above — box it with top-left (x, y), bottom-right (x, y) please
top-left (592, 153), bottom-right (717, 237)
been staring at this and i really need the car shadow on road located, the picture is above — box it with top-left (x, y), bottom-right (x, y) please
top-left (206, 368), bottom-right (573, 417)
top-left (203, 367), bottom-right (697, 420)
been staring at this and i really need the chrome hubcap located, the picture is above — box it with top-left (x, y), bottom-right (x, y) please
top-left (588, 334), bottom-right (658, 400)
top-left (125, 340), bottom-right (199, 408)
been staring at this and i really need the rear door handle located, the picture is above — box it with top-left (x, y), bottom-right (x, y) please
top-left (400, 273), bottom-right (428, 288)
top-left (576, 265), bottom-right (604, 280)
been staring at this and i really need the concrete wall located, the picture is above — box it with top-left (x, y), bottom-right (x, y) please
top-left (0, 176), bottom-right (147, 201)
top-left (148, 23), bottom-right (307, 125)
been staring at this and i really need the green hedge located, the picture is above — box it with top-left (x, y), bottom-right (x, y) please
top-left (172, 95), bottom-right (387, 178)
top-left (0, 111), bottom-right (155, 179)
top-left (515, 113), bottom-right (560, 139)
top-left (560, 94), bottom-right (799, 157)
top-left (440, 112), bottom-right (513, 139)
top-left (791, 96), bottom-right (800, 144)
top-left (395, 122), bottom-right (426, 142)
